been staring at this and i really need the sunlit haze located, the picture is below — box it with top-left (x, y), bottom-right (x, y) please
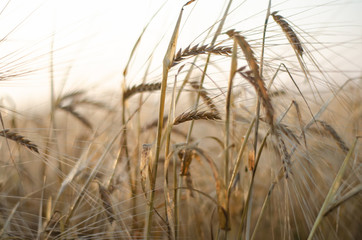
top-left (0, 0), bottom-right (361, 111)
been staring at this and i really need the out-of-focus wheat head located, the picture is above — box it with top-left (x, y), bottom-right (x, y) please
top-left (0, 1), bottom-right (361, 239)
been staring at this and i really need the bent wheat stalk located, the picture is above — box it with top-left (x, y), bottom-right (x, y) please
top-left (227, 29), bottom-right (274, 127)
top-left (271, 11), bottom-right (303, 57)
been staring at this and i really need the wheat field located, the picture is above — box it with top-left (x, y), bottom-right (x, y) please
top-left (0, 0), bottom-right (361, 239)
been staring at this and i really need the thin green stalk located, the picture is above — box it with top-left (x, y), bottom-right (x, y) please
top-left (323, 184), bottom-right (362, 217)
top-left (250, 181), bottom-right (273, 240)
top-left (307, 137), bottom-right (359, 240)
top-left (224, 117), bottom-right (255, 239)
top-left (133, 57), bottom-right (153, 233)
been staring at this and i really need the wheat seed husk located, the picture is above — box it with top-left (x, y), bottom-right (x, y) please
top-left (123, 82), bottom-right (161, 100)
top-left (59, 105), bottom-right (92, 130)
top-left (172, 44), bottom-right (231, 67)
top-left (317, 120), bottom-right (349, 153)
top-left (271, 11), bottom-right (304, 56)
top-left (190, 81), bottom-right (220, 115)
top-left (237, 67), bottom-right (274, 127)
top-left (173, 110), bottom-right (221, 126)
top-left (98, 182), bottom-right (115, 224)
top-left (0, 129), bottom-right (39, 153)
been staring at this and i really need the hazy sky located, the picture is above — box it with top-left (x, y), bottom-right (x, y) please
top-left (1, 0), bottom-right (361, 110)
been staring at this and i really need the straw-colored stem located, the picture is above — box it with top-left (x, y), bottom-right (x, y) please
top-left (225, 38), bottom-right (238, 186)
top-left (238, 129), bottom-right (271, 239)
top-left (164, 73), bottom-right (178, 239)
top-left (245, 5), bottom-right (271, 236)
top-left (145, 5), bottom-right (185, 238)
top-left (227, 118), bottom-right (256, 193)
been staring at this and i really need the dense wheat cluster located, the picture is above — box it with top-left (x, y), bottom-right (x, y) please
top-left (0, 0), bottom-right (361, 239)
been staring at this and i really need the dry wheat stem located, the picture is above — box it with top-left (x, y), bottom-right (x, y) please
top-left (146, 3), bottom-right (186, 237)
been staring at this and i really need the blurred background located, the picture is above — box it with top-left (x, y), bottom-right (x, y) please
top-left (0, 0), bottom-right (361, 111)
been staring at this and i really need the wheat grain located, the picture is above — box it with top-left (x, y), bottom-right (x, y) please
top-left (123, 82), bottom-right (161, 100)
top-left (317, 120), bottom-right (349, 153)
top-left (59, 105), bottom-right (92, 130)
top-left (237, 67), bottom-right (274, 127)
top-left (226, 30), bottom-right (260, 76)
top-left (173, 110), bottom-right (221, 125)
top-left (190, 81), bottom-right (219, 115)
top-left (275, 129), bottom-right (292, 178)
top-left (172, 44), bottom-right (231, 67)
top-left (98, 183), bottom-right (115, 224)
top-left (0, 129), bottom-right (39, 153)
top-left (271, 11), bottom-right (304, 56)
top-left (278, 123), bottom-right (300, 145)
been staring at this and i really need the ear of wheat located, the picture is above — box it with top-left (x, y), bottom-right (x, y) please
top-left (173, 110), bottom-right (221, 125)
top-left (271, 11), bottom-right (304, 56)
top-left (316, 120), bottom-right (349, 153)
top-left (123, 82), bottom-right (162, 100)
top-left (237, 67), bottom-right (274, 128)
top-left (0, 129), bottom-right (39, 153)
top-left (172, 44), bottom-right (232, 67)
top-left (190, 81), bottom-right (220, 115)
top-left (59, 105), bottom-right (93, 130)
